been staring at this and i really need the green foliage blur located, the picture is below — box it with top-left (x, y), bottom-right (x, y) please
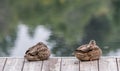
top-left (0, 0), bottom-right (120, 56)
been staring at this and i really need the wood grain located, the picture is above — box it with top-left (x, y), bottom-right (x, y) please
top-left (117, 58), bottom-right (120, 71)
top-left (99, 57), bottom-right (118, 71)
top-left (0, 57), bottom-right (119, 71)
top-left (3, 58), bottom-right (24, 71)
top-left (61, 58), bottom-right (79, 71)
top-left (0, 58), bottom-right (6, 71)
top-left (42, 58), bottom-right (61, 71)
top-left (80, 60), bottom-right (98, 71)
top-left (23, 59), bottom-right (42, 71)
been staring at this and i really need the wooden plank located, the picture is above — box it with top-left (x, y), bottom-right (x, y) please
top-left (80, 60), bottom-right (98, 71)
top-left (23, 60), bottom-right (42, 71)
top-left (3, 58), bottom-right (24, 71)
top-left (0, 58), bottom-right (6, 71)
top-left (42, 58), bottom-right (61, 71)
top-left (99, 57), bottom-right (118, 71)
top-left (61, 58), bottom-right (79, 71)
top-left (0, 57), bottom-right (119, 71)
top-left (117, 58), bottom-right (120, 71)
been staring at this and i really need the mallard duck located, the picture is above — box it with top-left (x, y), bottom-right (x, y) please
top-left (24, 42), bottom-right (50, 61)
top-left (74, 40), bottom-right (102, 61)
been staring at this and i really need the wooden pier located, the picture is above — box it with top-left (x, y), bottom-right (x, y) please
top-left (0, 57), bottom-right (120, 71)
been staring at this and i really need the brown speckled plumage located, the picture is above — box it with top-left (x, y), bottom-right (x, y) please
top-left (74, 40), bottom-right (102, 61)
top-left (24, 42), bottom-right (50, 61)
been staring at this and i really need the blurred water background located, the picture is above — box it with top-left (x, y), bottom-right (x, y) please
top-left (0, 0), bottom-right (120, 57)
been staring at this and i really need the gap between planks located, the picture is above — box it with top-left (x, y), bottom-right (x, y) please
top-left (0, 57), bottom-right (120, 71)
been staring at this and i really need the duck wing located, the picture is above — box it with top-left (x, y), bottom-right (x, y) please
top-left (77, 44), bottom-right (90, 52)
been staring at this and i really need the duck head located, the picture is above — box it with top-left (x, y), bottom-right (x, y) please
top-left (87, 40), bottom-right (97, 50)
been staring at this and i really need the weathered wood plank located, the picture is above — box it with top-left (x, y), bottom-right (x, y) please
top-left (23, 59), bottom-right (42, 71)
top-left (0, 58), bottom-right (6, 71)
top-left (61, 58), bottom-right (79, 71)
top-left (0, 57), bottom-right (120, 71)
top-left (80, 60), bottom-right (98, 71)
top-left (99, 57), bottom-right (118, 71)
top-left (3, 58), bottom-right (24, 71)
top-left (117, 58), bottom-right (120, 71)
top-left (42, 58), bottom-right (61, 71)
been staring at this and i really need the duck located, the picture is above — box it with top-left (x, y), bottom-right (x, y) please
top-left (24, 42), bottom-right (50, 61)
top-left (74, 40), bottom-right (102, 61)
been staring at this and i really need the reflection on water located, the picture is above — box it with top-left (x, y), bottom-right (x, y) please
top-left (108, 49), bottom-right (120, 56)
top-left (9, 24), bottom-right (120, 57)
top-left (10, 24), bottom-right (51, 57)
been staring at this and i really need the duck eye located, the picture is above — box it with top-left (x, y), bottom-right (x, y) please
top-left (89, 49), bottom-right (92, 51)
